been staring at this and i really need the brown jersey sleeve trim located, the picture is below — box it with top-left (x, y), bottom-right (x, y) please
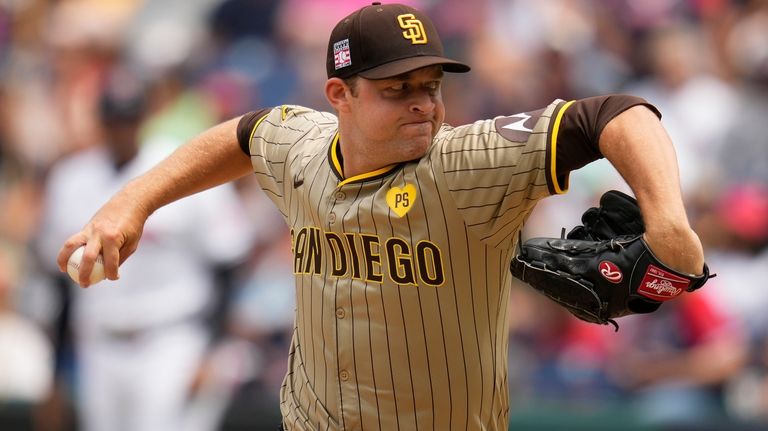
top-left (546, 100), bottom-right (577, 195)
top-left (554, 95), bottom-right (661, 178)
top-left (236, 107), bottom-right (273, 155)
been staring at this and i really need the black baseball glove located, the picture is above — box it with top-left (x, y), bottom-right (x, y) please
top-left (510, 190), bottom-right (712, 330)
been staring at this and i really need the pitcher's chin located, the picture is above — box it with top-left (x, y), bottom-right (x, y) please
top-left (400, 139), bottom-right (431, 161)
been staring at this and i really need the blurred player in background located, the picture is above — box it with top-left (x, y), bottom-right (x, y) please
top-left (34, 66), bottom-right (255, 431)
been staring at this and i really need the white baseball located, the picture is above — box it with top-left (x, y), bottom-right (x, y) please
top-left (67, 245), bottom-right (106, 285)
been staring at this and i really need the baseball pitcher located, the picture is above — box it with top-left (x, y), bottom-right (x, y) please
top-left (59, 3), bottom-right (710, 430)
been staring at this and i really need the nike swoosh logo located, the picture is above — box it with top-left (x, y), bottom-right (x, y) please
top-left (502, 113), bottom-right (534, 133)
top-left (293, 174), bottom-right (304, 188)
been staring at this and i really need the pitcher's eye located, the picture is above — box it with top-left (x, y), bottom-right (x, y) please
top-left (425, 81), bottom-right (440, 95)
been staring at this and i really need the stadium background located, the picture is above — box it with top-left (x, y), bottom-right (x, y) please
top-left (1, 0), bottom-right (767, 430)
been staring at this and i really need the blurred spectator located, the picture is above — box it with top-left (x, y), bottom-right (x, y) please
top-left (718, 1), bottom-right (768, 187)
top-left (211, 210), bottom-right (295, 430)
top-left (696, 182), bottom-right (768, 425)
top-left (0, 0), bottom-right (135, 172)
top-left (0, 240), bottom-right (53, 405)
top-left (123, 0), bottom-right (220, 77)
top-left (726, 329), bottom-right (768, 424)
top-left (622, 22), bottom-right (739, 198)
top-left (31, 66), bottom-right (255, 431)
top-left (508, 284), bottom-right (619, 406)
top-left (175, 179), bottom-right (295, 431)
top-left (137, 67), bottom-right (219, 151)
top-left (607, 290), bottom-right (748, 427)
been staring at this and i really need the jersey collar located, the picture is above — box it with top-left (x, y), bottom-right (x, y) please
top-left (328, 132), bottom-right (401, 187)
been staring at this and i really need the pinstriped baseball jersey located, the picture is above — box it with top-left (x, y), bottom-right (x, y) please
top-left (242, 100), bottom-right (571, 431)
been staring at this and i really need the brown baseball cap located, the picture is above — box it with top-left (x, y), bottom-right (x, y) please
top-left (326, 2), bottom-right (471, 79)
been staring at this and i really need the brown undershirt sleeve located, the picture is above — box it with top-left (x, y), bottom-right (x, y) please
top-left (555, 95), bottom-right (661, 175)
top-left (236, 108), bottom-right (273, 156)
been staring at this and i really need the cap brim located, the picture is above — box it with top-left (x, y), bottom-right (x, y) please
top-left (358, 56), bottom-right (471, 79)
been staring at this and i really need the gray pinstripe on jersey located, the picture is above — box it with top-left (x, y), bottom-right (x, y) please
top-left (246, 100), bottom-right (566, 431)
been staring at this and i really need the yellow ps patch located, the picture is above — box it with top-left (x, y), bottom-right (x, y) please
top-left (387, 184), bottom-right (417, 217)
top-left (397, 14), bottom-right (427, 44)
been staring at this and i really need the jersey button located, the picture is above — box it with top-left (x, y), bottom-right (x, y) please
top-left (335, 308), bottom-right (346, 319)
top-left (335, 191), bottom-right (346, 201)
top-left (339, 370), bottom-right (350, 381)
top-left (328, 212), bottom-right (337, 224)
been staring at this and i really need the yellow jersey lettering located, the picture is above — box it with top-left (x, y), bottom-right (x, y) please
top-left (360, 234), bottom-right (383, 283)
top-left (325, 232), bottom-right (348, 277)
top-left (345, 233), bottom-right (362, 279)
top-left (293, 227), bottom-right (308, 274)
top-left (305, 227), bottom-right (322, 274)
top-left (416, 241), bottom-right (444, 286)
top-left (386, 238), bottom-right (416, 285)
top-left (292, 227), bottom-right (445, 287)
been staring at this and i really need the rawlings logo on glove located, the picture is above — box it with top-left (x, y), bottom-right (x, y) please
top-left (510, 190), bottom-right (713, 330)
top-left (599, 261), bottom-right (623, 283)
top-left (638, 265), bottom-right (689, 300)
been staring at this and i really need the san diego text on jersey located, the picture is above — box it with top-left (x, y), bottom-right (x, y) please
top-left (292, 226), bottom-right (445, 287)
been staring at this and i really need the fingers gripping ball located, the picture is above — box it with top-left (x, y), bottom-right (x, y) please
top-left (67, 246), bottom-right (106, 286)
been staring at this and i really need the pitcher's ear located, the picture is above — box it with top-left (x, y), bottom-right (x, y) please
top-left (325, 78), bottom-right (353, 113)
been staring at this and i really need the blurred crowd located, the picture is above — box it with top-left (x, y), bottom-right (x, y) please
top-left (0, 0), bottom-right (766, 430)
